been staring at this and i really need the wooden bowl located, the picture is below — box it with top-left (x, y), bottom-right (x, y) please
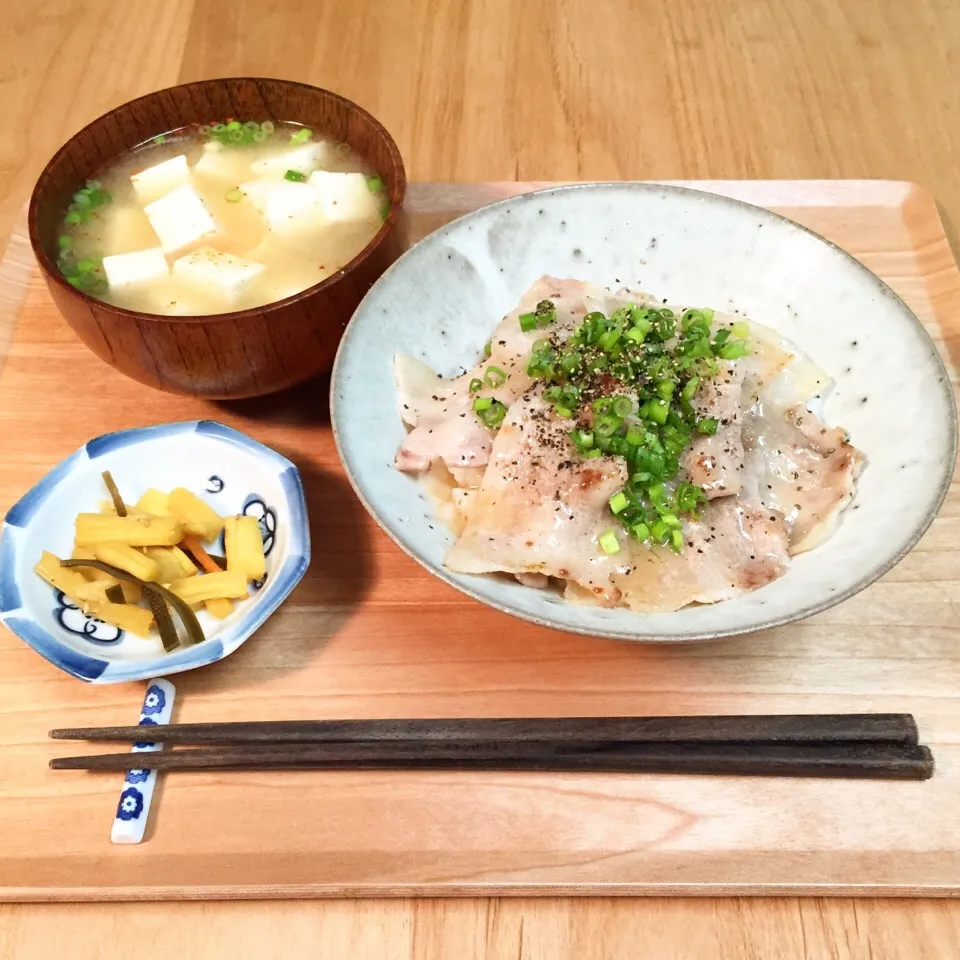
top-left (28, 78), bottom-right (407, 399)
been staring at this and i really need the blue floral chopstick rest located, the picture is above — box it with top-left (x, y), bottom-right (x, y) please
top-left (110, 678), bottom-right (176, 844)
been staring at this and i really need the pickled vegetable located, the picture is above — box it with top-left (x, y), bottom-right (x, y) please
top-left (168, 570), bottom-right (249, 604)
top-left (74, 514), bottom-right (183, 547)
top-left (92, 541), bottom-right (160, 582)
top-left (224, 515), bottom-right (266, 581)
top-left (168, 488), bottom-right (223, 541)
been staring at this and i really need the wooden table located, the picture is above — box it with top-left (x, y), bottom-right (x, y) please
top-left (1, 1), bottom-right (959, 956)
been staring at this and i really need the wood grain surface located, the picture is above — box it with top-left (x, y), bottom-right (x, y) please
top-left (1, 180), bottom-right (959, 950)
top-left (3, 0), bottom-right (960, 956)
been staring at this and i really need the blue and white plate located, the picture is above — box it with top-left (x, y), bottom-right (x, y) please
top-left (0, 421), bottom-right (310, 683)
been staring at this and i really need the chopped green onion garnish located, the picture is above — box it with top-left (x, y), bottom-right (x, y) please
top-left (670, 529), bottom-right (684, 552)
top-left (598, 329), bottom-right (621, 352)
top-left (473, 396), bottom-right (493, 411)
top-left (595, 413), bottom-right (622, 438)
top-left (226, 120), bottom-right (242, 131)
top-left (598, 530), bottom-right (621, 555)
top-left (681, 376), bottom-right (700, 400)
top-left (261, 120), bottom-right (275, 135)
top-left (518, 312), bottom-right (537, 332)
top-left (284, 169), bottom-right (307, 182)
top-left (555, 405), bottom-right (573, 419)
top-left (366, 175), bottom-right (383, 192)
top-left (696, 418), bottom-right (719, 435)
top-left (731, 320), bottom-right (749, 338)
top-left (225, 187), bottom-right (243, 203)
top-left (717, 340), bottom-right (748, 360)
top-left (611, 396), bottom-right (633, 418)
top-left (535, 299), bottom-right (557, 327)
top-left (477, 400), bottom-right (508, 429)
top-left (656, 379), bottom-right (675, 400)
top-left (570, 429), bottom-right (594, 453)
top-left (646, 399), bottom-right (670, 425)
top-left (58, 235), bottom-right (71, 251)
top-left (631, 522), bottom-right (650, 541)
top-left (252, 130), bottom-right (267, 142)
top-left (484, 365), bottom-right (507, 388)
top-left (290, 127), bottom-right (313, 145)
top-left (609, 491), bottom-right (629, 514)
top-left (243, 121), bottom-right (260, 133)
top-left (650, 519), bottom-right (670, 543)
top-left (469, 377), bottom-right (483, 393)
top-left (484, 340), bottom-right (492, 358)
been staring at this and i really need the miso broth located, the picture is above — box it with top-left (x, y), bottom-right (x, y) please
top-left (57, 121), bottom-right (387, 315)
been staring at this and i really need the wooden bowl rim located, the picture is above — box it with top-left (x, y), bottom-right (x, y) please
top-left (27, 76), bottom-right (407, 325)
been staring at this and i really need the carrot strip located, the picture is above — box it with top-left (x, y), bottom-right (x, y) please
top-left (181, 535), bottom-right (222, 574)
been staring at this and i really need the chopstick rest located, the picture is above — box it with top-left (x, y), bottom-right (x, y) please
top-left (110, 678), bottom-right (176, 845)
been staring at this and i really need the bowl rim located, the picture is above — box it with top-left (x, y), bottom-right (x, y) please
top-left (27, 76), bottom-right (407, 324)
top-left (330, 180), bottom-right (959, 642)
top-left (0, 419), bottom-right (311, 682)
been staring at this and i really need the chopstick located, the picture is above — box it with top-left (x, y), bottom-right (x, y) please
top-left (48, 714), bottom-right (934, 780)
top-left (49, 713), bottom-right (920, 746)
top-left (49, 741), bottom-right (934, 779)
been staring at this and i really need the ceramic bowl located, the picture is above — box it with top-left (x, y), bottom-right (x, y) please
top-left (28, 77), bottom-right (407, 399)
top-left (332, 182), bottom-right (957, 642)
top-left (0, 421), bottom-right (310, 681)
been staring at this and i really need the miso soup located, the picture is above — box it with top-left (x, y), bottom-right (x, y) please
top-left (57, 120), bottom-right (388, 315)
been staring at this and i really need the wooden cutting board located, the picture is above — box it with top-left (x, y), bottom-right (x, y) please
top-left (0, 181), bottom-right (958, 901)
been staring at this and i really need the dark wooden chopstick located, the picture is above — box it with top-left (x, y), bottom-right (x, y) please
top-left (48, 713), bottom-right (919, 746)
top-left (49, 741), bottom-right (934, 779)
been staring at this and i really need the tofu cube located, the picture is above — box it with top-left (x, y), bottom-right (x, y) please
top-left (194, 143), bottom-right (254, 183)
top-left (130, 155), bottom-right (191, 205)
top-left (172, 247), bottom-right (264, 303)
top-left (239, 180), bottom-right (322, 234)
top-left (144, 183), bottom-right (218, 254)
top-left (101, 247), bottom-right (169, 290)
top-left (250, 142), bottom-right (334, 180)
top-left (307, 171), bottom-right (381, 223)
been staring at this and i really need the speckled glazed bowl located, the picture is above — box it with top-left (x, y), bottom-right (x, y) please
top-left (331, 183), bottom-right (956, 641)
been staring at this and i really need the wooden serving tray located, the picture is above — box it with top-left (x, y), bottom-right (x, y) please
top-left (0, 181), bottom-right (958, 900)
